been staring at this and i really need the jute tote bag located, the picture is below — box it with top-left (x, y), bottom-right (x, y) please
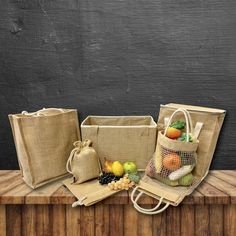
top-left (9, 108), bottom-right (80, 189)
top-left (81, 116), bottom-right (157, 169)
top-left (131, 104), bottom-right (226, 214)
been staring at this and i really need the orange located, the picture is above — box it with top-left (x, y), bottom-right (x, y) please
top-left (166, 127), bottom-right (181, 139)
top-left (163, 153), bottom-right (181, 171)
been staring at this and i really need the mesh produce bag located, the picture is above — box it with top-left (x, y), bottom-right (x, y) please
top-left (146, 108), bottom-right (199, 186)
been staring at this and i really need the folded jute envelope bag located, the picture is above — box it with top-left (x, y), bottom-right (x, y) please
top-left (9, 108), bottom-right (80, 189)
top-left (131, 104), bottom-right (226, 214)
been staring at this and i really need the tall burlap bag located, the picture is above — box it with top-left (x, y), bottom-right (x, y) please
top-left (81, 116), bottom-right (157, 169)
top-left (131, 104), bottom-right (226, 215)
top-left (66, 139), bottom-right (101, 184)
top-left (9, 108), bottom-right (80, 189)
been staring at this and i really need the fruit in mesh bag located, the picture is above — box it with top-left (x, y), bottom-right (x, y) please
top-left (166, 120), bottom-right (185, 139)
top-left (178, 173), bottom-right (193, 186)
top-left (145, 159), bottom-right (156, 177)
top-left (168, 165), bottom-right (193, 181)
top-left (163, 153), bottom-right (181, 171)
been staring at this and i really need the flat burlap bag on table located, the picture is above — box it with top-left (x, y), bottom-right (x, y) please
top-left (9, 108), bottom-right (80, 189)
top-left (131, 104), bottom-right (226, 215)
top-left (66, 139), bottom-right (101, 184)
top-left (81, 116), bottom-right (157, 170)
top-left (63, 177), bottom-right (122, 207)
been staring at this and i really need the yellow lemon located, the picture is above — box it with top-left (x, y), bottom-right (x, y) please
top-left (112, 161), bottom-right (124, 177)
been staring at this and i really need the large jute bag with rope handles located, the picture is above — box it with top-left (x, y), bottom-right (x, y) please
top-left (131, 104), bottom-right (226, 215)
top-left (9, 108), bottom-right (80, 189)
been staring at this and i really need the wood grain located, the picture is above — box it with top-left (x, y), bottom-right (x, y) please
top-left (6, 205), bottom-right (22, 235)
top-left (166, 206), bottom-right (180, 236)
top-left (137, 205), bottom-right (153, 236)
top-left (81, 206), bottom-right (95, 236)
top-left (0, 205), bottom-right (6, 236)
top-left (66, 205), bottom-right (81, 236)
top-left (209, 205), bottom-right (223, 236)
top-left (124, 205), bottom-right (138, 236)
top-left (22, 205), bottom-right (36, 236)
top-left (52, 205), bottom-right (66, 236)
top-left (152, 210), bottom-right (166, 236)
top-left (195, 205), bottom-right (209, 236)
top-left (224, 204), bottom-right (236, 236)
top-left (180, 205), bottom-right (194, 236)
top-left (95, 204), bottom-right (109, 236)
top-left (109, 205), bottom-right (123, 236)
top-left (35, 205), bottom-right (51, 236)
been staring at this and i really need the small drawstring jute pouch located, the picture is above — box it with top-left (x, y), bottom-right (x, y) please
top-left (66, 139), bottom-right (101, 184)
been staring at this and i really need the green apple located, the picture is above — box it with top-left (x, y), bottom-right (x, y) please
top-left (123, 161), bottom-right (137, 174)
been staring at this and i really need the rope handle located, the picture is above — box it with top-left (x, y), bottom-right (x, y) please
top-left (131, 186), bottom-right (170, 215)
top-left (22, 108), bottom-right (64, 116)
top-left (164, 108), bottom-right (193, 142)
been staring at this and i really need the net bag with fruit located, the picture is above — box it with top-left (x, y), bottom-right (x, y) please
top-left (146, 108), bottom-right (199, 186)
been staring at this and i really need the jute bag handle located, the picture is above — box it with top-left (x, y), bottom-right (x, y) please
top-left (131, 186), bottom-right (170, 215)
top-left (22, 108), bottom-right (65, 117)
top-left (131, 108), bottom-right (194, 215)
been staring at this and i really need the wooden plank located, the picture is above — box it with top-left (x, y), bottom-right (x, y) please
top-left (35, 205), bottom-right (51, 236)
top-left (52, 205), bottom-right (66, 236)
top-left (0, 182), bottom-right (33, 204)
top-left (81, 206), bottom-right (95, 236)
top-left (152, 210), bottom-right (166, 236)
top-left (102, 190), bottom-right (129, 205)
top-left (66, 205), bottom-right (81, 236)
top-left (205, 175), bottom-right (236, 204)
top-left (224, 204), bottom-right (236, 236)
top-left (25, 178), bottom-right (65, 204)
top-left (0, 205), bottom-right (6, 236)
top-left (211, 170), bottom-right (236, 186)
top-left (6, 205), bottom-right (22, 235)
top-left (0, 172), bottom-right (23, 195)
top-left (182, 189), bottom-right (204, 205)
top-left (109, 205), bottom-right (123, 236)
top-left (0, 171), bottom-right (19, 183)
top-left (0, 170), bottom-right (12, 177)
top-left (195, 205), bottom-right (209, 236)
top-left (221, 170), bottom-right (236, 178)
top-left (22, 205), bottom-right (36, 236)
top-left (137, 205), bottom-right (153, 236)
top-left (51, 186), bottom-right (76, 204)
top-left (197, 181), bottom-right (229, 204)
top-left (180, 205), bottom-right (194, 236)
top-left (124, 205), bottom-right (138, 236)
top-left (209, 205), bottom-right (223, 236)
top-left (166, 206), bottom-right (181, 236)
top-left (95, 203), bottom-right (109, 236)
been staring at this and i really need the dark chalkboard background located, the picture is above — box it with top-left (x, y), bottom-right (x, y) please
top-left (0, 0), bottom-right (235, 169)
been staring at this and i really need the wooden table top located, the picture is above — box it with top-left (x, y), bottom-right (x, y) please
top-left (0, 170), bottom-right (235, 205)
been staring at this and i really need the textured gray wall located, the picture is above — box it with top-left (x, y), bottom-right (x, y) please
top-left (0, 0), bottom-right (235, 169)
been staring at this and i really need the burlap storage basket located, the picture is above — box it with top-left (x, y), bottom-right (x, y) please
top-left (66, 140), bottom-right (101, 184)
top-left (9, 108), bottom-right (80, 189)
top-left (81, 116), bottom-right (157, 169)
top-left (131, 104), bottom-right (226, 215)
top-left (146, 108), bottom-right (199, 186)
